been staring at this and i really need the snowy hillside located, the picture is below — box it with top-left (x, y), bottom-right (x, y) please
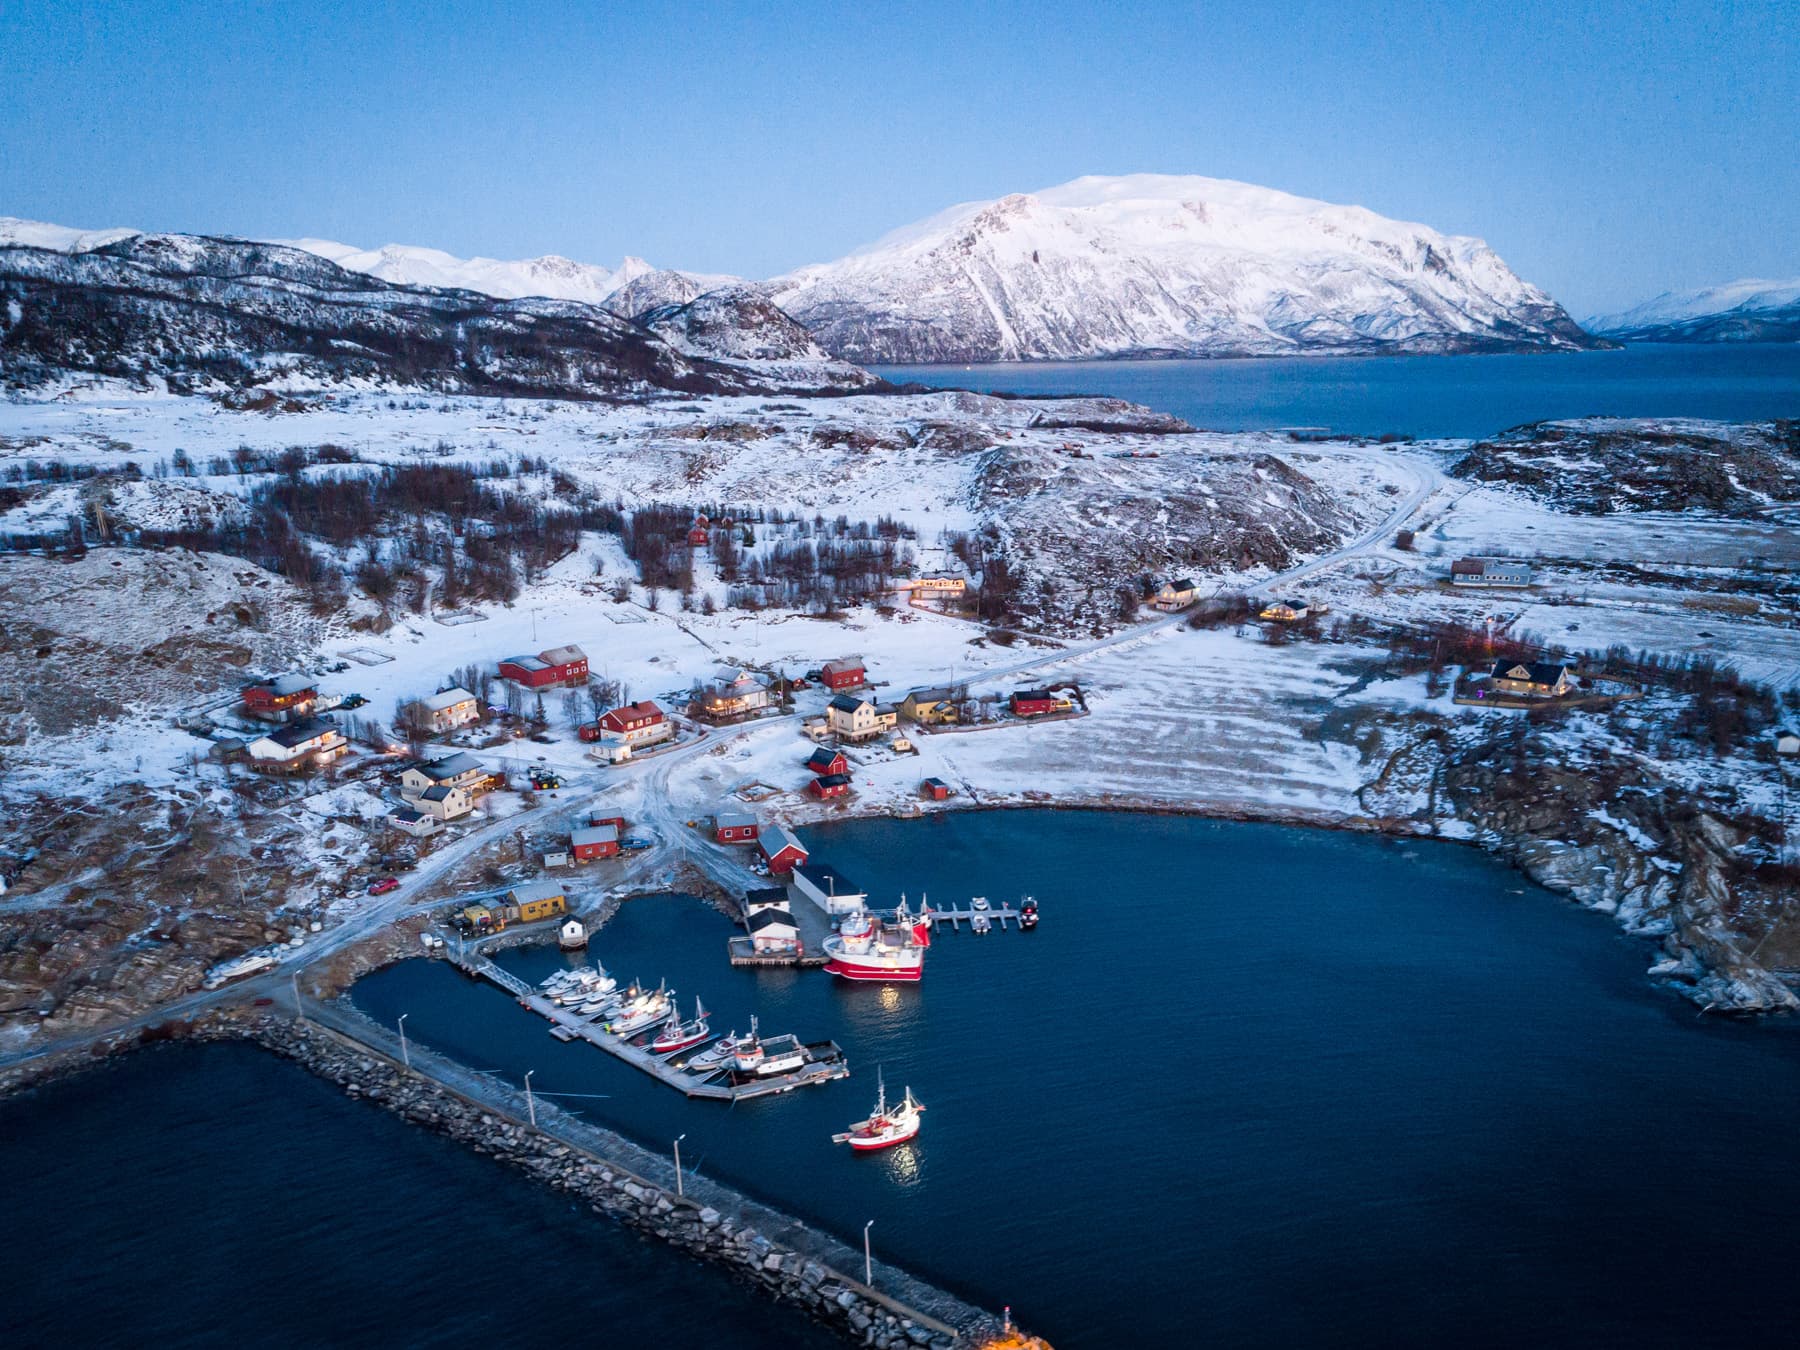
top-left (1587, 278), bottom-right (1800, 344)
top-left (0, 223), bottom-right (875, 399)
top-left (637, 286), bottom-right (879, 388)
top-left (769, 174), bottom-right (1602, 362)
top-left (273, 237), bottom-right (656, 306)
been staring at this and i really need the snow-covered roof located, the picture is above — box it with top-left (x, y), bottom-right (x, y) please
top-left (822, 656), bottom-right (865, 674)
top-left (416, 751), bottom-right (484, 779)
top-left (716, 810), bottom-right (758, 830)
top-left (758, 824), bottom-right (806, 856)
top-left (501, 654), bottom-right (548, 671)
top-left (539, 644), bottom-right (586, 665)
top-left (571, 824), bottom-right (618, 847)
top-left (509, 880), bottom-right (564, 904)
top-left (422, 687), bottom-right (476, 711)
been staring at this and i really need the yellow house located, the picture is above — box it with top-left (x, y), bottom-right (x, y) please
top-left (508, 880), bottom-right (568, 924)
top-left (910, 573), bottom-right (966, 596)
top-left (899, 686), bottom-right (961, 725)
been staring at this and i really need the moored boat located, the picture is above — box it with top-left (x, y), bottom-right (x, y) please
top-left (832, 1073), bottom-right (924, 1151)
top-left (731, 1016), bottom-right (807, 1075)
top-left (1019, 896), bottom-right (1039, 930)
top-left (606, 985), bottom-right (673, 1036)
top-left (822, 904), bottom-right (929, 983)
top-left (651, 998), bottom-right (711, 1054)
top-left (685, 1032), bottom-right (743, 1072)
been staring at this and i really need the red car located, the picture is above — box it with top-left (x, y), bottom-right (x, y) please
top-left (368, 877), bottom-right (401, 896)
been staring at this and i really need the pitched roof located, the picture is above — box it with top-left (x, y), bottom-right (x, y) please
top-left (759, 824), bottom-right (806, 857)
top-left (794, 861), bottom-right (860, 895)
top-left (267, 672), bottom-right (316, 696)
top-left (602, 700), bottom-right (665, 723)
top-left (1490, 660), bottom-right (1570, 685)
top-left (509, 880), bottom-right (564, 904)
top-left (828, 694), bottom-right (870, 714)
top-left (416, 751), bottom-right (484, 779)
top-left (571, 824), bottom-right (618, 847)
top-left (1165, 578), bottom-right (1196, 591)
top-left (539, 644), bottom-right (586, 665)
top-left (1013, 688), bottom-right (1053, 701)
top-left (813, 772), bottom-right (852, 788)
top-left (903, 686), bottom-right (957, 704)
top-left (804, 747), bottom-right (844, 769)
top-left (419, 784), bottom-right (457, 802)
top-left (822, 656), bottom-right (864, 674)
top-left (749, 908), bottom-right (799, 934)
top-left (501, 654), bottom-right (548, 671)
top-left (745, 887), bottom-right (791, 909)
top-left (715, 810), bottom-right (758, 831)
top-left (262, 716), bottom-right (338, 748)
top-left (422, 687), bottom-right (476, 711)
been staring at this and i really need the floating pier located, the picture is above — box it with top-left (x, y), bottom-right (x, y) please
top-left (920, 906), bottom-right (1026, 931)
top-left (447, 945), bottom-right (849, 1100)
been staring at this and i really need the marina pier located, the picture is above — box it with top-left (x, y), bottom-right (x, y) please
top-left (442, 940), bottom-right (850, 1101)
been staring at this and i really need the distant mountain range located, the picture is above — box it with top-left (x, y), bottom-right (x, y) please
top-left (0, 219), bottom-right (875, 398)
top-left (1586, 278), bottom-right (1800, 344)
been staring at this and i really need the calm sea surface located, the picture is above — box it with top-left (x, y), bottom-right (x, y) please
top-left (0, 1041), bottom-right (838, 1349)
top-left (328, 812), bottom-right (1800, 1348)
top-left (872, 342), bottom-right (1800, 439)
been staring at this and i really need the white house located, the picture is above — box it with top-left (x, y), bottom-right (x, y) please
top-left (1152, 578), bottom-right (1197, 611)
top-left (245, 717), bottom-right (348, 772)
top-left (1450, 557), bottom-right (1535, 587)
top-left (400, 751), bottom-right (492, 801)
top-left (405, 687), bottom-right (480, 732)
top-left (827, 694), bottom-right (897, 743)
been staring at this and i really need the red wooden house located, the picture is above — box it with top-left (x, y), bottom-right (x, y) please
top-left (686, 513), bottom-right (711, 547)
top-left (241, 672), bottom-right (318, 721)
top-left (820, 657), bottom-right (866, 691)
top-left (921, 777), bottom-right (951, 801)
top-left (758, 824), bottom-right (808, 875)
top-left (597, 700), bottom-right (668, 742)
top-left (1009, 689), bottom-right (1058, 718)
top-left (714, 811), bottom-right (759, 844)
top-left (589, 813), bottom-right (627, 834)
top-left (571, 824), bottom-right (619, 861)
top-left (803, 746), bottom-right (848, 777)
top-left (808, 773), bottom-right (852, 800)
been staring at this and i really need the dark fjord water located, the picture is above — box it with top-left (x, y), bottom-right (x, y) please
top-left (338, 813), bottom-right (1800, 1348)
top-left (873, 342), bottom-right (1800, 439)
top-left (0, 1041), bottom-right (838, 1350)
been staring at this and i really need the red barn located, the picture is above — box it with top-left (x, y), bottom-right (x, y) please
top-left (499, 644), bottom-right (589, 689)
top-left (921, 777), bottom-right (951, 801)
top-left (1010, 689), bottom-right (1058, 718)
top-left (589, 813), bottom-right (627, 833)
top-left (571, 824), bottom-right (619, 861)
top-left (804, 747), bottom-right (848, 777)
top-left (820, 657), bottom-right (866, 691)
top-left (758, 824), bottom-right (808, 875)
top-left (809, 773), bottom-right (852, 800)
top-left (714, 810), bottom-right (759, 844)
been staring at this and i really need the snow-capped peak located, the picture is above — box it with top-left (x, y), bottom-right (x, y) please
top-left (1586, 277), bottom-right (1800, 334)
top-left (772, 173), bottom-right (1599, 362)
top-left (267, 237), bottom-right (651, 304)
top-left (0, 216), bottom-right (143, 253)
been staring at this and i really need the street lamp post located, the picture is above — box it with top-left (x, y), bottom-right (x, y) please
top-left (674, 1133), bottom-right (687, 1198)
top-left (397, 1013), bottom-right (410, 1069)
top-left (524, 1069), bottom-right (538, 1129)
top-left (863, 1219), bottom-right (875, 1288)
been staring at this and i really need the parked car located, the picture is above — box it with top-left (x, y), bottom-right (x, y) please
top-left (529, 733), bottom-right (554, 744)
top-left (368, 877), bottom-right (401, 896)
top-left (620, 836), bottom-right (653, 852)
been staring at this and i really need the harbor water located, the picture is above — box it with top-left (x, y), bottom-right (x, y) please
top-left (872, 342), bottom-right (1800, 439)
top-left (344, 812), bottom-right (1800, 1347)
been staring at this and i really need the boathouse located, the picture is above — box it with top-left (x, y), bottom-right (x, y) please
top-left (759, 824), bottom-right (808, 875)
top-left (749, 907), bottom-right (801, 955)
top-left (507, 880), bottom-right (567, 923)
top-left (791, 862), bottom-right (867, 916)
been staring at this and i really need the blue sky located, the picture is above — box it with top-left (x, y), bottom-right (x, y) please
top-left (1, 0), bottom-right (1794, 314)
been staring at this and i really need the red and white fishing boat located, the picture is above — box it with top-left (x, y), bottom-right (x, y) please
top-left (832, 1073), bottom-right (924, 1151)
top-left (650, 997), bottom-right (711, 1054)
top-left (822, 900), bottom-right (930, 983)
top-left (731, 1016), bottom-right (807, 1076)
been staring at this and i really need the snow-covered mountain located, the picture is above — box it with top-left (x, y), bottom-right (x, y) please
top-left (637, 286), bottom-right (877, 389)
top-left (0, 221), bottom-right (876, 399)
top-left (272, 237), bottom-right (656, 306)
top-left (768, 174), bottom-right (1602, 362)
top-left (1586, 278), bottom-right (1800, 344)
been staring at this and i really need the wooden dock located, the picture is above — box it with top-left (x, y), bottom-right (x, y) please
top-left (921, 906), bottom-right (1028, 932)
top-left (448, 947), bottom-right (849, 1100)
top-left (726, 935), bottom-right (831, 968)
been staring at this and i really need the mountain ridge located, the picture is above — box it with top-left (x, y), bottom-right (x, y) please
top-left (1587, 277), bottom-right (1800, 344)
